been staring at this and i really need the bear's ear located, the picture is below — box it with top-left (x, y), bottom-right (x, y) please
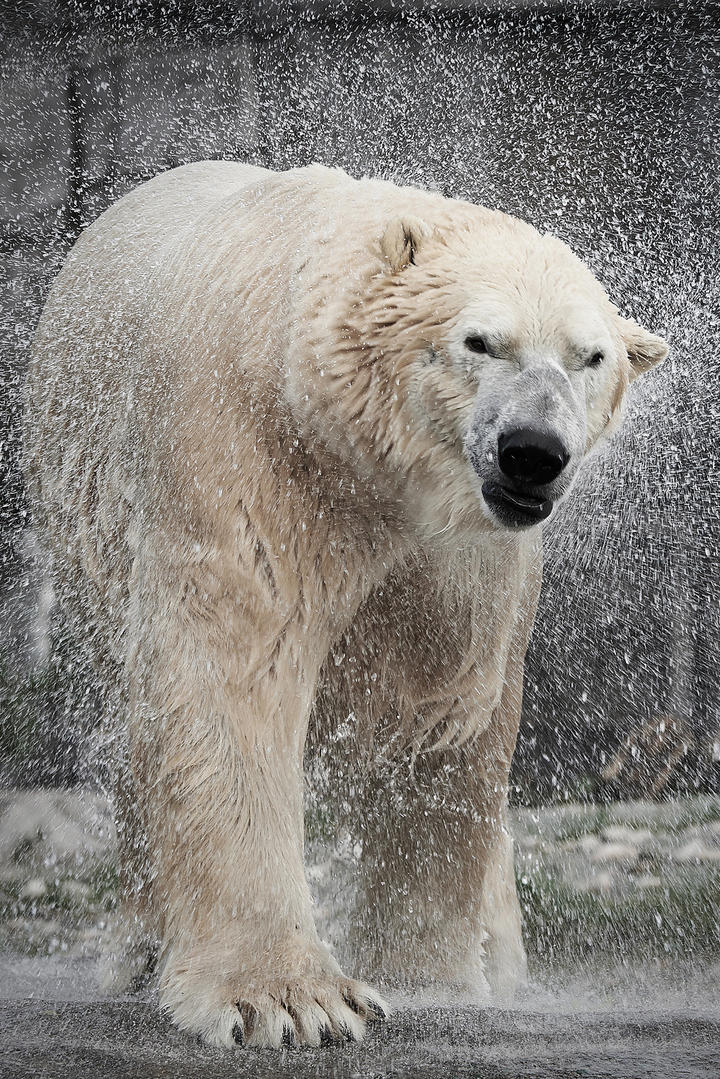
top-left (619, 315), bottom-right (669, 381)
top-left (380, 217), bottom-right (429, 273)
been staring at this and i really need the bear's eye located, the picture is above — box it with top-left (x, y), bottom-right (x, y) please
top-left (587, 351), bottom-right (604, 368)
top-left (465, 335), bottom-right (488, 355)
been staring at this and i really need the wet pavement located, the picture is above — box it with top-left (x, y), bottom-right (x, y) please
top-left (2, 791), bottom-right (719, 1077)
top-left (1, 992), bottom-right (719, 1079)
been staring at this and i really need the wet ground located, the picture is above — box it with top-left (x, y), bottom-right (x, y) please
top-left (1, 1001), bottom-right (718, 1079)
top-left (1, 958), bottom-right (719, 1079)
top-left (1, 791), bottom-right (719, 1077)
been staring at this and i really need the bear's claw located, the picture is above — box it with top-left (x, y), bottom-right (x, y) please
top-left (220, 978), bottom-right (389, 1049)
top-left (161, 944), bottom-right (389, 1047)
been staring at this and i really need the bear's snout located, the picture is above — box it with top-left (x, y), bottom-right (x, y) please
top-left (497, 427), bottom-right (570, 487)
top-left (470, 425), bottom-right (573, 530)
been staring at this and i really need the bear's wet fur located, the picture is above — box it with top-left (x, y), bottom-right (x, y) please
top-left (24, 163), bottom-right (667, 1047)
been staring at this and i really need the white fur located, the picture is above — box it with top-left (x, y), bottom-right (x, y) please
top-left (23, 163), bottom-right (667, 1048)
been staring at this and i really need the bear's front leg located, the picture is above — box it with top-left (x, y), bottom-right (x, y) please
top-left (124, 567), bottom-right (387, 1049)
top-left (354, 730), bottom-right (522, 1003)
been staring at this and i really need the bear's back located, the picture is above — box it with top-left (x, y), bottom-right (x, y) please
top-left (24, 163), bottom-right (280, 659)
top-left (22, 162), bottom-right (480, 665)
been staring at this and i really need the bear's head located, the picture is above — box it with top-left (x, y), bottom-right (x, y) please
top-left (296, 200), bottom-right (668, 541)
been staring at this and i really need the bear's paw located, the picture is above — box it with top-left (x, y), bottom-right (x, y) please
top-left (164, 971), bottom-right (389, 1049)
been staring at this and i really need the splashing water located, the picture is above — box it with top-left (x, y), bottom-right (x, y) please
top-left (0, 3), bottom-right (719, 1075)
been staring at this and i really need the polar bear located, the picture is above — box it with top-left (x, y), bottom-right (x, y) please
top-left (24, 163), bottom-right (667, 1048)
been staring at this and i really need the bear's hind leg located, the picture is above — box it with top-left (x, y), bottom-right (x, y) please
top-left (352, 749), bottom-right (494, 1001)
top-left (349, 554), bottom-right (539, 1003)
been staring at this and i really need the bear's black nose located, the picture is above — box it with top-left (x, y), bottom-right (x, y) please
top-left (497, 427), bottom-right (570, 486)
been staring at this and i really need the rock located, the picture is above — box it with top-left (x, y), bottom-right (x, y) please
top-left (591, 842), bottom-right (639, 864)
top-left (19, 878), bottom-right (47, 900)
top-left (634, 873), bottom-right (662, 889)
top-left (560, 834), bottom-right (601, 854)
top-left (0, 790), bottom-right (114, 870)
top-left (673, 840), bottom-right (720, 863)
top-left (585, 870), bottom-right (615, 893)
top-left (601, 825), bottom-right (653, 846)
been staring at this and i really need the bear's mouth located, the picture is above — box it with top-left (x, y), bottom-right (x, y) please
top-left (481, 481), bottom-right (553, 528)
